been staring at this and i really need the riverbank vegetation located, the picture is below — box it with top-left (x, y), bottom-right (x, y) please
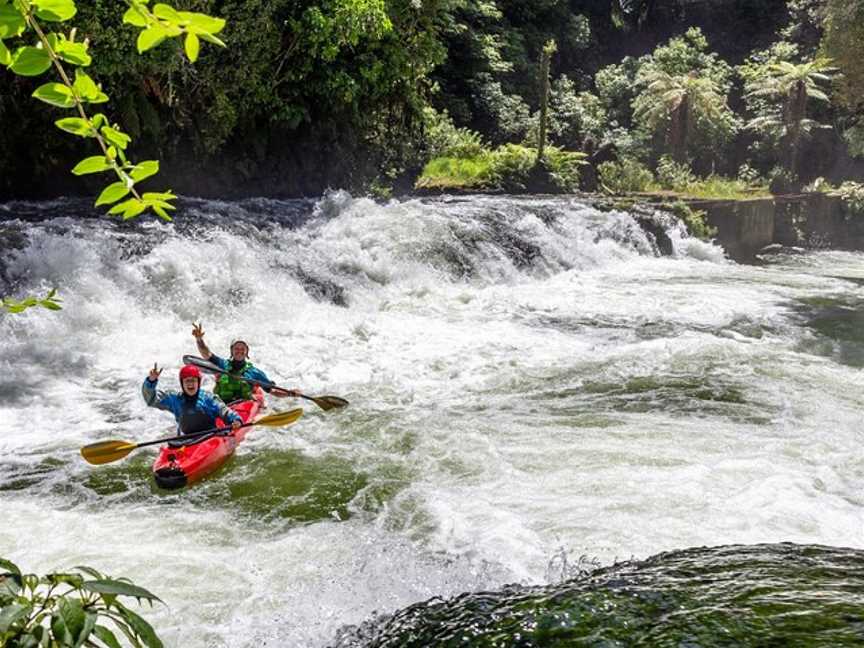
top-left (0, 557), bottom-right (163, 647)
top-left (1, 1), bottom-right (862, 203)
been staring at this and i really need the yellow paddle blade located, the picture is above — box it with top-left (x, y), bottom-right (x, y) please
top-left (253, 408), bottom-right (304, 427)
top-left (80, 440), bottom-right (138, 465)
top-left (309, 395), bottom-right (349, 411)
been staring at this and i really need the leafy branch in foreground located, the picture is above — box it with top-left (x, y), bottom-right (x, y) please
top-left (0, 556), bottom-right (164, 648)
top-left (0, 0), bottom-right (226, 313)
top-left (1, 0), bottom-right (226, 220)
top-left (1, 288), bottom-right (62, 313)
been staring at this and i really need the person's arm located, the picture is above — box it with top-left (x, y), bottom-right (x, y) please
top-left (192, 322), bottom-right (214, 360)
top-left (207, 393), bottom-right (242, 429)
top-left (142, 364), bottom-right (174, 411)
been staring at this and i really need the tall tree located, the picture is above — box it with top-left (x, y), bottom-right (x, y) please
top-left (744, 58), bottom-right (836, 179)
top-left (822, 0), bottom-right (864, 113)
top-left (633, 70), bottom-right (732, 163)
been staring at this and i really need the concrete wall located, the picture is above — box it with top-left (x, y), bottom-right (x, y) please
top-left (694, 198), bottom-right (775, 262)
top-left (684, 194), bottom-right (863, 263)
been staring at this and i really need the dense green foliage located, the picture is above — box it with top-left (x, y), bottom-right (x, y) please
top-left (0, 0), bottom-right (863, 200)
top-left (1, 0), bottom-right (226, 220)
top-left (0, 557), bottom-right (163, 647)
top-left (1, 0), bottom-right (224, 312)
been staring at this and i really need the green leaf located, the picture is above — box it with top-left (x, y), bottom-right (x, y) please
top-left (0, 558), bottom-right (22, 577)
top-left (130, 160), bottom-right (159, 182)
top-left (95, 182), bottom-right (131, 206)
top-left (101, 126), bottom-right (131, 150)
top-left (72, 69), bottom-right (108, 103)
top-left (122, 6), bottom-right (147, 27)
top-left (45, 572), bottom-right (84, 587)
top-left (148, 199), bottom-right (175, 211)
top-left (55, 116), bottom-right (93, 136)
top-left (32, 81), bottom-right (75, 107)
top-left (152, 3), bottom-right (181, 23)
top-left (0, 573), bottom-right (22, 597)
top-left (73, 611), bottom-right (97, 648)
top-left (10, 46), bottom-right (51, 76)
top-left (0, 39), bottom-right (11, 66)
top-left (178, 11), bottom-right (224, 34)
top-left (0, 602), bottom-right (31, 633)
top-left (115, 603), bottom-right (164, 648)
top-left (33, 0), bottom-right (76, 22)
top-left (72, 69), bottom-right (96, 96)
top-left (137, 25), bottom-right (167, 53)
top-left (184, 31), bottom-right (198, 62)
top-left (82, 579), bottom-right (161, 602)
top-left (56, 39), bottom-right (91, 66)
top-left (92, 625), bottom-right (123, 648)
top-left (151, 204), bottom-right (172, 221)
top-left (72, 155), bottom-right (111, 175)
top-left (142, 191), bottom-right (176, 201)
top-left (109, 198), bottom-right (147, 220)
top-left (91, 113), bottom-right (107, 130)
top-left (51, 597), bottom-right (86, 644)
top-left (196, 31), bottom-right (225, 47)
top-left (0, 5), bottom-right (26, 38)
top-left (72, 565), bottom-right (104, 579)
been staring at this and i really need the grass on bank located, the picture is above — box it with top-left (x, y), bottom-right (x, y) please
top-left (646, 176), bottom-right (772, 200)
top-left (598, 157), bottom-right (770, 200)
top-left (416, 144), bottom-right (586, 193)
top-left (416, 155), bottom-right (496, 189)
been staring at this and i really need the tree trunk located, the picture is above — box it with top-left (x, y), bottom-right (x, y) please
top-left (536, 39), bottom-right (557, 166)
top-left (670, 94), bottom-right (690, 163)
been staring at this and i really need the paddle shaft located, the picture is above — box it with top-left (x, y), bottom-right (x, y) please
top-left (182, 355), bottom-right (347, 410)
top-left (135, 421), bottom-right (250, 449)
top-left (183, 355), bottom-right (299, 398)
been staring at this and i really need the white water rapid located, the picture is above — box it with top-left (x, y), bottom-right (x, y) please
top-left (1, 193), bottom-right (863, 646)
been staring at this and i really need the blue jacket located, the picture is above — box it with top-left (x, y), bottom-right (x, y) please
top-left (142, 378), bottom-right (241, 434)
top-left (210, 354), bottom-right (274, 391)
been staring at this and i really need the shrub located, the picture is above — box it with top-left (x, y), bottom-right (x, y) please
top-left (0, 557), bottom-right (163, 648)
top-left (768, 166), bottom-right (797, 194)
top-left (423, 107), bottom-right (489, 160)
top-left (656, 156), bottom-right (697, 191)
top-left (489, 144), bottom-right (536, 192)
top-left (837, 181), bottom-right (864, 215)
top-left (598, 158), bottom-right (654, 194)
top-left (737, 163), bottom-right (764, 186)
top-left (844, 123), bottom-right (864, 159)
top-left (542, 147), bottom-right (588, 192)
top-left (803, 176), bottom-right (834, 193)
top-left (663, 200), bottom-right (718, 240)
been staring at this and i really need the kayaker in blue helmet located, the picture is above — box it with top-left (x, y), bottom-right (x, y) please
top-left (191, 322), bottom-right (301, 403)
top-left (143, 363), bottom-right (242, 435)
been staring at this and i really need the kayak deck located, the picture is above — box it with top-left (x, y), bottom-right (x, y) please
top-left (152, 388), bottom-right (265, 490)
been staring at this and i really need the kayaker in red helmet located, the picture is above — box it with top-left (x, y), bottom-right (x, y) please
top-left (192, 322), bottom-right (302, 403)
top-left (143, 363), bottom-right (242, 435)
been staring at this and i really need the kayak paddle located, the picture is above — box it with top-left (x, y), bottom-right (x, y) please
top-left (80, 408), bottom-right (304, 466)
top-left (182, 355), bottom-right (349, 411)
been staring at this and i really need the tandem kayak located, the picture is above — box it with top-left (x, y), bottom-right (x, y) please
top-left (152, 387), bottom-right (266, 489)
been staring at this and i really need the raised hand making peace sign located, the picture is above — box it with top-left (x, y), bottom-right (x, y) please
top-left (148, 363), bottom-right (163, 382)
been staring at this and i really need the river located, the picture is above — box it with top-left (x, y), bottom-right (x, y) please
top-left (2, 193), bottom-right (863, 646)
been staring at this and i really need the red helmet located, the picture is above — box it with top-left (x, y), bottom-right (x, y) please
top-left (179, 365), bottom-right (202, 381)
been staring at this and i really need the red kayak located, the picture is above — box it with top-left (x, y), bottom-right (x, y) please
top-left (152, 387), bottom-right (265, 489)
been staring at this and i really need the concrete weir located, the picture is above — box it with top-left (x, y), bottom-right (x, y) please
top-left (683, 194), bottom-right (863, 263)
